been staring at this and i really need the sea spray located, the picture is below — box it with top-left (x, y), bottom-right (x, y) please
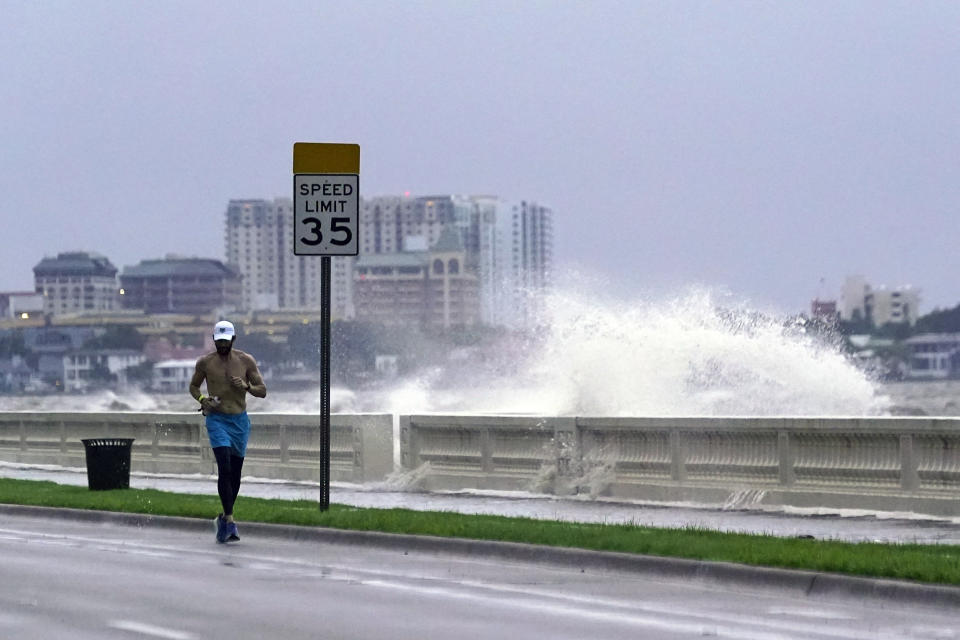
top-left (527, 288), bottom-right (887, 416)
top-left (526, 422), bottom-right (615, 497)
top-left (372, 462), bottom-right (433, 492)
top-left (375, 288), bottom-right (888, 416)
top-left (722, 488), bottom-right (768, 510)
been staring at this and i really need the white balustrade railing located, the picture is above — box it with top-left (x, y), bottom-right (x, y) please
top-left (401, 415), bottom-right (960, 516)
top-left (0, 412), bottom-right (393, 484)
top-left (398, 415), bottom-right (577, 492)
top-left (3, 412), bottom-right (959, 516)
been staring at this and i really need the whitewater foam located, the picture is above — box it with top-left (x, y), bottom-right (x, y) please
top-left (366, 288), bottom-right (887, 416)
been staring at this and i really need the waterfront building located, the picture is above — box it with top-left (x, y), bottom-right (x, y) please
top-left (22, 326), bottom-right (98, 389)
top-left (224, 199), bottom-right (353, 318)
top-left (905, 333), bottom-right (960, 379)
top-left (119, 256), bottom-right (242, 315)
top-left (62, 348), bottom-right (145, 392)
top-left (353, 226), bottom-right (480, 330)
top-left (0, 355), bottom-right (37, 392)
top-left (152, 359), bottom-right (197, 393)
top-left (840, 275), bottom-right (919, 326)
top-left (868, 286), bottom-right (920, 326)
top-left (33, 251), bottom-right (119, 316)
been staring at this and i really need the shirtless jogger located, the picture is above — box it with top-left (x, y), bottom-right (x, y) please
top-left (189, 320), bottom-right (266, 543)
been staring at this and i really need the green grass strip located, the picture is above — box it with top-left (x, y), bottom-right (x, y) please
top-left (2, 477), bottom-right (960, 586)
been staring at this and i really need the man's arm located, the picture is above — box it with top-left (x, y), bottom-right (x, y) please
top-left (188, 360), bottom-right (207, 403)
top-left (245, 357), bottom-right (267, 398)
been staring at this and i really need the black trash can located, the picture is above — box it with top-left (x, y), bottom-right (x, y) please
top-left (81, 438), bottom-right (134, 490)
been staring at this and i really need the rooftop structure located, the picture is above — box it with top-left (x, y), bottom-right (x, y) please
top-left (119, 256), bottom-right (241, 315)
top-left (33, 251), bottom-right (119, 316)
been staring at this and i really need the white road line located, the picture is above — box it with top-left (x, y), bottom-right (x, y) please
top-left (94, 544), bottom-right (175, 558)
top-left (364, 578), bottom-right (793, 640)
top-left (441, 578), bottom-right (890, 640)
top-left (361, 576), bottom-right (921, 640)
top-left (766, 607), bottom-right (857, 620)
top-left (107, 620), bottom-right (195, 639)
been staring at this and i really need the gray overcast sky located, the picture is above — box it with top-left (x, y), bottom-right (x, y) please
top-left (2, 1), bottom-right (958, 313)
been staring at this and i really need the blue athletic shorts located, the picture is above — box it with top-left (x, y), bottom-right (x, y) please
top-left (205, 411), bottom-right (251, 457)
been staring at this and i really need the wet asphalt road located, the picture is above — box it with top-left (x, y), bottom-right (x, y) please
top-left (1, 512), bottom-right (959, 640)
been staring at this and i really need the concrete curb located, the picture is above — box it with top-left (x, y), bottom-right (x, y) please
top-left (3, 503), bottom-right (959, 609)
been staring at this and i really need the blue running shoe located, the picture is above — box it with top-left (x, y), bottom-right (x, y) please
top-left (226, 521), bottom-right (240, 542)
top-left (214, 514), bottom-right (228, 544)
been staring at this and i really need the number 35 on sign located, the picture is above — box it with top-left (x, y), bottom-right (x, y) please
top-left (293, 174), bottom-right (359, 256)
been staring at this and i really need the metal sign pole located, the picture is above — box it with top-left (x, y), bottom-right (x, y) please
top-left (319, 255), bottom-right (331, 510)
top-left (292, 141), bottom-right (359, 512)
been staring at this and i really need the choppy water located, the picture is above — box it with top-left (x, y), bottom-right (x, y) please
top-left (880, 380), bottom-right (960, 417)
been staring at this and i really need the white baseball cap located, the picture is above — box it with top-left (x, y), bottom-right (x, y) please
top-left (213, 320), bottom-right (236, 341)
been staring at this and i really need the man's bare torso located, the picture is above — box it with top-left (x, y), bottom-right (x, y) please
top-left (191, 349), bottom-right (260, 414)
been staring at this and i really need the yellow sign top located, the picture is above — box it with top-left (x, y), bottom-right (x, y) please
top-left (293, 142), bottom-right (360, 174)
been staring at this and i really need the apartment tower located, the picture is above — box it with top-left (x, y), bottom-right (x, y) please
top-left (224, 199), bottom-right (353, 317)
top-left (359, 195), bottom-right (553, 329)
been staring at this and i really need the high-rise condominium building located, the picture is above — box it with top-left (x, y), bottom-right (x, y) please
top-left (490, 199), bottom-right (553, 329)
top-left (224, 199), bottom-right (353, 317)
top-left (33, 251), bottom-right (119, 316)
top-left (359, 195), bottom-right (553, 329)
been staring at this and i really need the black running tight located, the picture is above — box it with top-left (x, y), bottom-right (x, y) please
top-left (212, 446), bottom-right (244, 516)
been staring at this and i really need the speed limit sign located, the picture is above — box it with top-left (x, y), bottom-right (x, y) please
top-left (293, 174), bottom-right (359, 256)
top-left (293, 143), bottom-right (360, 256)
top-left (290, 142), bottom-right (360, 511)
